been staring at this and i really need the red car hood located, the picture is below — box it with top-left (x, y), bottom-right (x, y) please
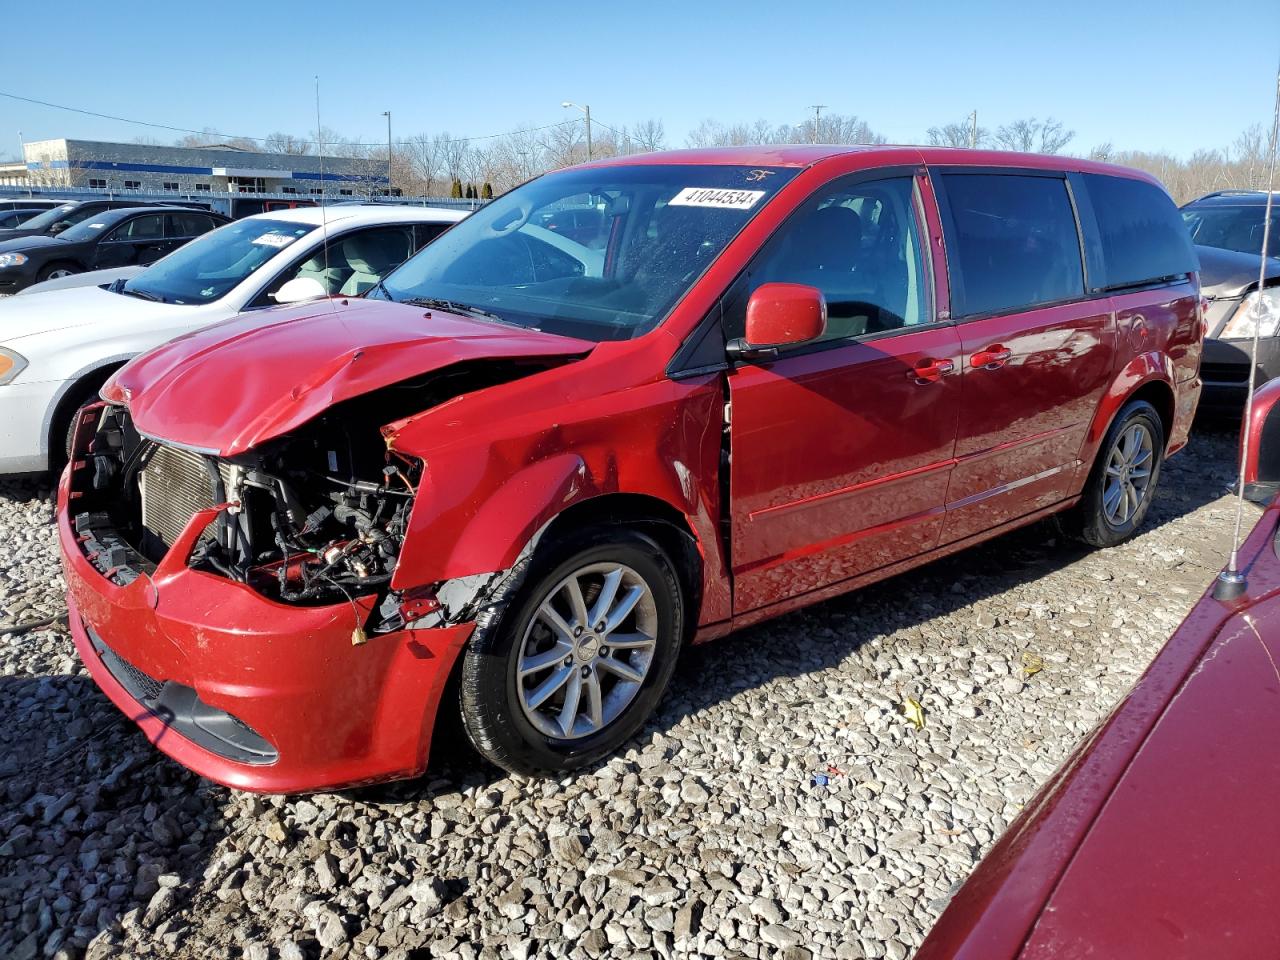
top-left (104, 299), bottom-right (592, 456)
top-left (1020, 572), bottom-right (1280, 959)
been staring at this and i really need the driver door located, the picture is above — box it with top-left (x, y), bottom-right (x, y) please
top-left (725, 172), bottom-right (962, 613)
top-left (93, 213), bottom-right (166, 269)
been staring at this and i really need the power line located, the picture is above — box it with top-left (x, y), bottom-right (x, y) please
top-left (0, 89), bottom-right (578, 148)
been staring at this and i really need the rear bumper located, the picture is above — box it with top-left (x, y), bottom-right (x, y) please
top-left (58, 468), bottom-right (474, 793)
top-left (1199, 337), bottom-right (1280, 412)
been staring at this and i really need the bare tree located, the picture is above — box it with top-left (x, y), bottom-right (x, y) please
top-left (927, 121), bottom-right (987, 148)
top-left (799, 113), bottom-right (885, 145)
top-left (263, 132), bottom-right (313, 155)
top-left (403, 132), bottom-right (449, 196)
top-left (993, 117), bottom-right (1074, 154)
top-left (630, 119), bottom-right (667, 153)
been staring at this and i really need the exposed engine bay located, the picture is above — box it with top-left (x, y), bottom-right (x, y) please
top-left (78, 402), bottom-right (418, 617)
top-left (72, 359), bottom-right (570, 628)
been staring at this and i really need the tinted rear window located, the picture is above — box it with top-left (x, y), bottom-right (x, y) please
top-left (1085, 174), bottom-right (1197, 289)
top-left (940, 173), bottom-right (1084, 318)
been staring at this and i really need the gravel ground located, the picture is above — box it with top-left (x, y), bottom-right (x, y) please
top-left (0, 423), bottom-right (1256, 960)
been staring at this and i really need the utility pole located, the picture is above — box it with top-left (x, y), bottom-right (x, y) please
top-left (561, 102), bottom-right (593, 160)
top-left (810, 105), bottom-right (827, 143)
top-left (968, 110), bottom-right (978, 149)
top-left (16, 131), bottom-right (30, 195)
top-left (381, 111), bottom-right (392, 197)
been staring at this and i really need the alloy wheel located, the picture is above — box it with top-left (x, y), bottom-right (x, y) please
top-left (1103, 421), bottom-right (1155, 526)
top-left (515, 561), bottom-right (658, 740)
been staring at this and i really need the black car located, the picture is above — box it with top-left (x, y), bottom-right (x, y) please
top-left (0, 206), bottom-right (230, 293)
top-left (0, 209), bottom-right (45, 230)
top-left (0, 199), bottom-right (165, 244)
top-left (1181, 191), bottom-right (1280, 412)
top-left (0, 198), bottom-right (68, 214)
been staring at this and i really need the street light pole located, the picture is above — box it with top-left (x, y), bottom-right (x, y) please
top-left (809, 105), bottom-right (827, 144)
top-left (968, 110), bottom-right (978, 149)
top-left (381, 111), bottom-right (392, 197)
top-left (561, 101), bottom-right (592, 160)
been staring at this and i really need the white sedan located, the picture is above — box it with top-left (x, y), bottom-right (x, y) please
top-left (0, 204), bottom-right (466, 473)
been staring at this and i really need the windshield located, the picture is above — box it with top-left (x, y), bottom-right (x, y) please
top-left (122, 218), bottom-right (317, 305)
top-left (1183, 205), bottom-right (1280, 258)
top-left (373, 163), bottom-right (798, 340)
top-left (13, 204), bottom-right (80, 231)
top-left (58, 218), bottom-right (118, 242)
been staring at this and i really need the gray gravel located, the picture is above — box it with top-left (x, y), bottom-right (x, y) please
top-left (0, 424), bottom-right (1255, 959)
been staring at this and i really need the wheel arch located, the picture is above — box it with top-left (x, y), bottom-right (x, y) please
top-left (1083, 353), bottom-right (1178, 462)
top-left (534, 492), bottom-right (704, 641)
top-left (43, 356), bottom-right (132, 458)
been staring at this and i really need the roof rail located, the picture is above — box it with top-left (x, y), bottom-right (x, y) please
top-left (1197, 189), bottom-right (1279, 200)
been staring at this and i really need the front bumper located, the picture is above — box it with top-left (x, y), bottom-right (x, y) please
top-left (1199, 336), bottom-right (1280, 412)
top-left (0, 261), bottom-right (41, 293)
top-left (0, 377), bottom-right (66, 473)
top-left (58, 466), bottom-right (474, 793)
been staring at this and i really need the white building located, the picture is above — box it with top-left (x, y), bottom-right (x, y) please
top-left (1, 139), bottom-right (387, 197)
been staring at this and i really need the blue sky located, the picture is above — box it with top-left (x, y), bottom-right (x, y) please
top-left (3, 0), bottom-right (1277, 160)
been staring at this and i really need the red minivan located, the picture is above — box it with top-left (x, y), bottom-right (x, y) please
top-left (58, 147), bottom-right (1202, 791)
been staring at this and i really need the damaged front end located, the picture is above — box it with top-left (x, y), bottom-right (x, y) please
top-left (76, 402), bottom-right (421, 635)
top-left (75, 356), bottom-right (567, 634)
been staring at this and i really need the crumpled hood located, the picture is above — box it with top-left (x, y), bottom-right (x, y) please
top-left (1019, 598), bottom-right (1280, 958)
top-left (0, 233), bottom-right (65, 254)
top-left (105, 298), bottom-right (593, 456)
top-left (1197, 243), bottom-right (1280, 299)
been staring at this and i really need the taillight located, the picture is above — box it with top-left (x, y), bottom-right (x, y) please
top-left (1200, 296), bottom-right (1210, 339)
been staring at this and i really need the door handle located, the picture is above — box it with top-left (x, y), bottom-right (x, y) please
top-left (970, 345), bottom-right (1012, 370)
top-left (908, 357), bottom-right (955, 384)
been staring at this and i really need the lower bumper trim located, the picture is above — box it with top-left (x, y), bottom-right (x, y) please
top-left (87, 623), bottom-right (277, 765)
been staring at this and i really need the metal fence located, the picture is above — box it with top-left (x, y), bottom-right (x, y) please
top-left (0, 184), bottom-right (486, 215)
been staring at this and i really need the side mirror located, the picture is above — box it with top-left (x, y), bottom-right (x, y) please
top-left (727, 283), bottom-right (827, 361)
top-left (272, 276), bottom-right (328, 304)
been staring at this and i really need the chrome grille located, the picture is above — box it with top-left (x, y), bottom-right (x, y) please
top-left (138, 445), bottom-right (233, 548)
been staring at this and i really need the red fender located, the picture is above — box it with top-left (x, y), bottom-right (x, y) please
top-left (387, 367), bottom-right (733, 627)
top-left (1077, 351), bottom-right (1179, 482)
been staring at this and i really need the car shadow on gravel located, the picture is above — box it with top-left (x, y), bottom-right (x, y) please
top-left (0, 668), bottom-right (234, 959)
top-left (374, 422), bottom-right (1245, 793)
top-left (653, 421), bottom-right (1242, 753)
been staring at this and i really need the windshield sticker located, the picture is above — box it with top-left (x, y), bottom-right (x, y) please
top-left (252, 232), bottom-right (298, 248)
top-left (669, 187), bottom-right (766, 210)
top-left (87, 223), bottom-right (106, 229)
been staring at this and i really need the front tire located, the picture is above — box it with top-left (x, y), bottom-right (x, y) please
top-left (37, 262), bottom-right (80, 283)
top-left (1068, 399), bottom-right (1164, 548)
top-left (460, 527), bottom-right (684, 777)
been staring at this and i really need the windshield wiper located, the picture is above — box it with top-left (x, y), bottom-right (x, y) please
top-left (117, 286), bottom-right (164, 303)
top-left (401, 297), bottom-right (511, 324)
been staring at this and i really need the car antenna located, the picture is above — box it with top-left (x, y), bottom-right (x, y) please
top-left (1215, 61), bottom-right (1280, 601)
top-left (315, 76), bottom-right (338, 316)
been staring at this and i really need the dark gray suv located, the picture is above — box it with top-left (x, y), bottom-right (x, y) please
top-left (1182, 190), bottom-right (1280, 412)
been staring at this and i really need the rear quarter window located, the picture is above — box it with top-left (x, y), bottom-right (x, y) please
top-left (939, 173), bottom-right (1085, 319)
top-left (1084, 174), bottom-right (1198, 289)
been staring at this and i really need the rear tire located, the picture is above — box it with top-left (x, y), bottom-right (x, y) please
top-left (1067, 399), bottom-right (1164, 548)
top-left (460, 527), bottom-right (684, 777)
